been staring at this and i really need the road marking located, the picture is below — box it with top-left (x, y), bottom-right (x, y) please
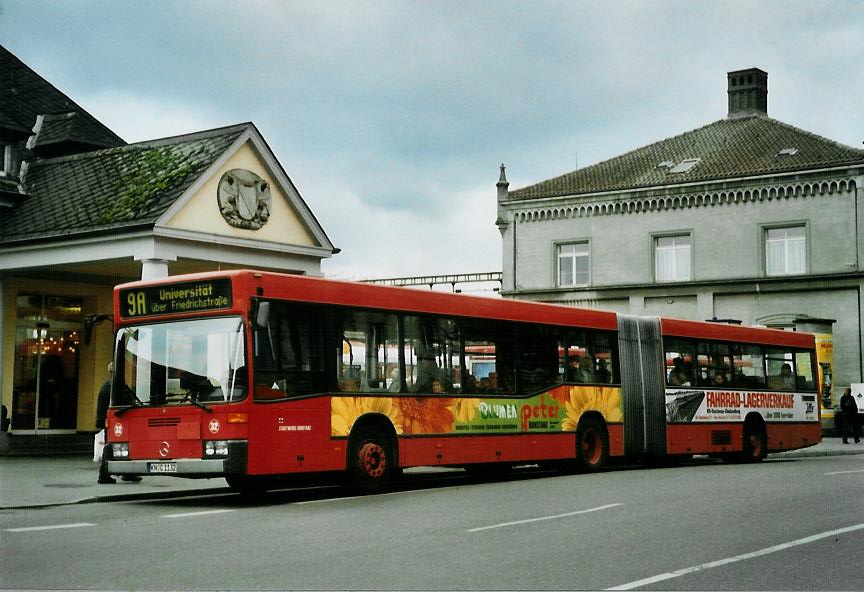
top-left (296, 496), bottom-right (361, 505)
top-left (607, 522), bottom-right (864, 590)
top-left (824, 469), bottom-right (864, 475)
top-left (161, 509), bottom-right (235, 519)
top-left (467, 503), bottom-right (622, 532)
top-left (295, 489), bottom-right (421, 505)
top-left (5, 522), bottom-right (95, 533)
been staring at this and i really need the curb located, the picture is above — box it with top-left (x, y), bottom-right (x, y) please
top-left (1, 486), bottom-right (235, 511)
top-left (770, 448), bottom-right (864, 459)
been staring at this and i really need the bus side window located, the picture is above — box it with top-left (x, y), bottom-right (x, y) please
top-left (519, 324), bottom-right (560, 393)
top-left (254, 302), bottom-right (329, 399)
top-left (733, 344), bottom-right (766, 389)
top-left (766, 348), bottom-right (795, 391)
top-left (338, 310), bottom-right (400, 393)
top-left (459, 318), bottom-right (515, 396)
top-left (590, 331), bottom-right (616, 384)
top-left (561, 330), bottom-right (618, 385)
top-left (794, 351), bottom-right (816, 391)
top-left (697, 342), bottom-right (733, 387)
top-left (560, 330), bottom-right (589, 384)
top-left (664, 338), bottom-right (695, 387)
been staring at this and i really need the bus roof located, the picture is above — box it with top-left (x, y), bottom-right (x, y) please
top-left (115, 270), bottom-right (816, 348)
top-left (660, 317), bottom-right (815, 348)
top-left (116, 269), bottom-right (618, 330)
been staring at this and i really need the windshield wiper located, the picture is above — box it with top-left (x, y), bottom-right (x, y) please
top-left (170, 392), bottom-right (213, 413)
top-left (114, 400), bottom-right (145, 417)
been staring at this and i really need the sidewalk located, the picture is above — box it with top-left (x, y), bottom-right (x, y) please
top-left (0, 455), bottom-right (231, 510)
top-left (1, 437), bottom-right (861, 510)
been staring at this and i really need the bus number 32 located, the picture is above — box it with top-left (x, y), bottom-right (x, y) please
top-left (127, 292), bottom-right (147, 316)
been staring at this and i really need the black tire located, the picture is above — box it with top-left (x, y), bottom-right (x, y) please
top-left (348, 428), bottom-right (396, 493)
top-left (225, 474), bottom-right (272, 495)
top-left (740, 419), bottom-right (767, 463)
top-left (464, 463), bottom-right (511, 480)
top-left (575, 416), bottom-right (609, 472)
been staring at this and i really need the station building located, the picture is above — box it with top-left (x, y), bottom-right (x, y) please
top-left (0, 45), bottom-right (336, 447)
top-left (496, 68), bottom-right (864, 412)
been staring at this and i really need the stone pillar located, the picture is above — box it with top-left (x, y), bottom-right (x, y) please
top-left (140, 259), bottom-right (170, 281)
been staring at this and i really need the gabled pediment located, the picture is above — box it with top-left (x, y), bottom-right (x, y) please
top-left (157, 126), bottom-right (334, 255)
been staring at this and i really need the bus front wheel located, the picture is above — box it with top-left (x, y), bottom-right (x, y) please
top-left (576, 416), bottom-right (608, 472)
top-left (348, 429), bottom-right (395, 493)
top-left (226, 474), bottom-right (271, 495)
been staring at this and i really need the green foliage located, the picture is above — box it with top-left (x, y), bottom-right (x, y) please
top-left (98, 148), bottom-right (194, 224)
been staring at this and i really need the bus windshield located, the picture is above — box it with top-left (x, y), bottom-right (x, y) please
top-left (114, 316), bottom-right (247, 406)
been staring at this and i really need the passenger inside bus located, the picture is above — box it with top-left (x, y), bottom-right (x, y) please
top-left (595, 359), bottom-right (612, 384)
top-left (667, 357), bottom-right (691, 386)
top-left (413, 355), bottom-right (439, 392)
top-left (462, 374), bottom-right (478, 393)
top-left (779, 363), bottom-right (795, 389)
top-left (388, 368), bottom-right (402, 392)
top-left (566, 356), bottom-right (595, 383)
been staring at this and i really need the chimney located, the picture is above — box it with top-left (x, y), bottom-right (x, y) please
top-left (727, 68), bottom-right (768, 118)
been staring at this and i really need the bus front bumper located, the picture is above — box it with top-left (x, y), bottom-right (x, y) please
top-left (106, 441), bottom-right (247, 477)
top-left (107, 458), bottom-right (229, 477)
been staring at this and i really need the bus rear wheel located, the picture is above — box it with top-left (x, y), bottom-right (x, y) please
top-left (348, 429), bottom-right (395, 493)
top-left (576, 417), bottom-right (608, 472)
top-left (740, 419), bottom-right (767, 463)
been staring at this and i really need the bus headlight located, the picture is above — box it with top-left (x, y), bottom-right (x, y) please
top-left (204, 440), bottom-right (229, 457)
top-left (112, 443), bottom-right (129, 458)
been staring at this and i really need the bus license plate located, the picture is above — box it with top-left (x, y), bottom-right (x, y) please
top-left (148, 462), bottom-right (177, 474)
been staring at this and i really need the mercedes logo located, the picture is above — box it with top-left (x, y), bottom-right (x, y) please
top-left (159, 441), bottom-right (170, 457)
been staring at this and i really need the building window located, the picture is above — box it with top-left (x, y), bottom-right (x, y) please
top-left (0, 143), bottom-right (13, 176)
top-left (765, 226), bottom-right (805, 276)
top-left (557, 242), bottom-right (590, 287)
top-left (655, 234), bottom-right (691, 282)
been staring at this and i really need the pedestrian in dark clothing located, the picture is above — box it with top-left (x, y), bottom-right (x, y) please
top-left (96, 363), bottom-right (141, 483)
top-left (840, 387), bottom-right (861, 444)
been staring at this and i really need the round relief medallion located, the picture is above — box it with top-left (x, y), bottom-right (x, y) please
top-left (217, 169), bottom-right (272, 230)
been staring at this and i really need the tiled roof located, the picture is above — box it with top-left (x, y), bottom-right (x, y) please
top-left (509, 114), bottom-right (864, 200)
top-left (0, 124), bottom-right (248, 244)
top-left (0, 44), bottom-right (124, 148)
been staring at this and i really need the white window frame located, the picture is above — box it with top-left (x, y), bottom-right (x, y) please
top-left (557, 241), bottom-right (590, 287)
top-left (764, 224), bottom-right (806, 276)
top-left (654, 233), bottom-right (692, 282)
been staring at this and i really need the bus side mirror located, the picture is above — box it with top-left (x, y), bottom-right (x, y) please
top-left (83, 314), bottom-right (113, 346)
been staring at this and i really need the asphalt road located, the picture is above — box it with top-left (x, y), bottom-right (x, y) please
top-left (2, 455), bottom-right (862, 590)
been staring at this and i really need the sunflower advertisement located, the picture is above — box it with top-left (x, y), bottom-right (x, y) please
top-left (330, 385), bottom-right (623, 437)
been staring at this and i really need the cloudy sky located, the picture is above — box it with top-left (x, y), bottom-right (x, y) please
top-left (2, 1), bottom-right (862, 283)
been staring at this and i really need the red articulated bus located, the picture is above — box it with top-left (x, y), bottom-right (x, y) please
top-left (105, 270), bottom-right (821, 492)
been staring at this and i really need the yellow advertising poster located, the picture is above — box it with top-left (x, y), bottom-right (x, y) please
top-left (814, 333), bottom-right (833, 414)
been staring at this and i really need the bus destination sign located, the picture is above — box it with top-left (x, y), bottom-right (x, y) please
top-left (120, 279), bottom-right (233, 318)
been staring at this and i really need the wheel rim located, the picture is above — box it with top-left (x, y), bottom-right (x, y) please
top-left (358, 442), bottom-right (386, 478)
top-left (581, 429), bottom-right (602, 465)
